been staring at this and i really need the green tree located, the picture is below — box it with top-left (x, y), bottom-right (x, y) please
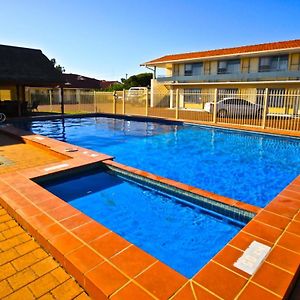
top-left (50, 58), bottom-right (65, 73)
top-left (104, 73), bottom-right (152, 91)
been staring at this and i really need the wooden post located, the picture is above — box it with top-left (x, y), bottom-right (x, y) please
top-left (16, 85), bottom-right (21, 116)
top-left (213, 88), bottom-right (218, 123)
top-left (122, 89), bottom-right (125, 114)
top-left (262, 88), bottom-right (269, 129)
top-left (60, 87), bottom-right (64, 115)
top-left (49, 89), bottom-right (53, 112)
top-left (175, 88), bottom-right (179, 119)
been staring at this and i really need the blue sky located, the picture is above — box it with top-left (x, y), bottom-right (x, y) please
top-left (1, 0), bottom-right (299, 80)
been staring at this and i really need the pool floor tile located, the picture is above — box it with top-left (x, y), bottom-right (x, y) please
top-left (110, 282), bottom-right (155, 300)
top-left (237, 282), bottom-right (281, 299)
top-left (134, 261), bottom-right (187, 300)
top-left (251, 262), bottom-right (294, 298)
top-left (266, 245), bottom-right (300, 274)
top-left (193, 261), bottom-right (248, 300)
top-left (89, 232), bottom-right (130, 259)
top-left (110, 245), bottom-right (157, 278)
top-left (85, 262), bottom-right (128, 298)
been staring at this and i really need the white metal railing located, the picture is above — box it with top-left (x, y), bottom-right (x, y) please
top-left (29, 88), bottom-right (300, 132)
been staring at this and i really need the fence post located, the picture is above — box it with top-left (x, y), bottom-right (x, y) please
top-left (49, 89), bottom-right (53, 112)
top-left (122, 89), bottom-right (126, 115)
top-left (145, 90), bottom-right (149, 116)
top-left (213, 88), bottom-right (218, 123)
top-left (113, 92), bottom-right (116, 114)
top-left (175, 88), bottom-right (179, 119)
top-left (262, 88), bottom-right (269, 129)
top-left (93, 91), bottom-right (97, 113)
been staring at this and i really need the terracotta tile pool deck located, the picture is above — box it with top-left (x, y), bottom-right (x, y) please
top-left (0, 123), bottom-right (299, 299)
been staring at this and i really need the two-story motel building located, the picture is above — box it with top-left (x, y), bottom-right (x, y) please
top-left (142, 39), bottom-right (300, 114)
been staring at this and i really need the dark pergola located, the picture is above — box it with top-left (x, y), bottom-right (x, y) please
top-left (0, 44), bottom-right (65, 116)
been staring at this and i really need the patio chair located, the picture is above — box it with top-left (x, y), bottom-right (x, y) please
top-left (28, 100), bottom-right (40, 112)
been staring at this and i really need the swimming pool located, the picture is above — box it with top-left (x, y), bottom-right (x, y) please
top-left (16, 116), bottom-right (300, 207)
top-left (39, 167), bottom-right (243, 278)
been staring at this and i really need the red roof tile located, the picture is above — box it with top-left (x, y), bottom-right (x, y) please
top-left (143, 39), bottom-right (300, 65)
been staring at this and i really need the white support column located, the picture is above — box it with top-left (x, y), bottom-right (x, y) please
top-left (150, 79), bottom-right (155, 107)
top-left (175, 88), bottom-right (179, 119)
top-left (122, 89), bottom-right (125, 114)
top-left (145, 89), bottom-right (149, 116)
top-left (213, 88), bottom-right (218, 123)
top-left (262, 88), bottom-right (269, 129)
top-left (170, 88), bottom-right (174, 109)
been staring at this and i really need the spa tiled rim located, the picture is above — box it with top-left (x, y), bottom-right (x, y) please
top-left (103, 160), bottom-right (257, 222)
top-left (0, 125), bottom-right (299, 299)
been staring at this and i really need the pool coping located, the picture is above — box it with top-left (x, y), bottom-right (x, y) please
top-left (0, 124), bottom-right (299, 299)
top-left (10, 112), bottom-right (300, 138)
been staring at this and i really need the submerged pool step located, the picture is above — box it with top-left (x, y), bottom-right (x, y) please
top-left (106, 163), bottom-right (256, 224)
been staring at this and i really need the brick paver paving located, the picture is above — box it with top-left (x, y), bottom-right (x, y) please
top-left (0, 205), bottom-right (90, 299)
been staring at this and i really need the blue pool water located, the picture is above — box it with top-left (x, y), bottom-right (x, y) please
top-left (41, 169), bottom-right (243, 278)
top-left (16, 117), bottom-right (300, 207)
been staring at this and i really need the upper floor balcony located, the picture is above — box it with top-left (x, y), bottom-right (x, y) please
top-left (156, 70), bottom-right (300, 83)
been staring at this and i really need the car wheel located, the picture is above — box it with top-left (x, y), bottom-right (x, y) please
top-left (218, 109), bottom-right (227, 118)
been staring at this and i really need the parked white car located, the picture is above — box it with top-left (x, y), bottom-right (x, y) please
top-left (204, 97), bottom-right (264, 118)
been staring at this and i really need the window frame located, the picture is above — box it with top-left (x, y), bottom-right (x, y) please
top-left (258, 55), bottom-right (288, 72)
top-left (217, 59), bottom-right (240, 74)
top-left (184, 63), bottom-right (203, 76)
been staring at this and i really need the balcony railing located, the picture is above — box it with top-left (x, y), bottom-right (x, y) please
top-left (156, 70), bottom-right (300, 83)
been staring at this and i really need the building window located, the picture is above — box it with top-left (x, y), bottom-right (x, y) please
top-left (184, 63), bottom-right (203, 76)
top-left (217, 59), bottom-right (240, 74)
top-left (258, 55), bottom-right (288, 72)
top-left (184, 89), bottom-right (201, 104)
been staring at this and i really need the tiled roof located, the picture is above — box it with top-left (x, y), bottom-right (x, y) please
top-left (143, 39), bottom-right (300, 65)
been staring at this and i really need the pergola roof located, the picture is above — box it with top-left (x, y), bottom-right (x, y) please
top-left (0, 44), bottom-right (64, 86)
